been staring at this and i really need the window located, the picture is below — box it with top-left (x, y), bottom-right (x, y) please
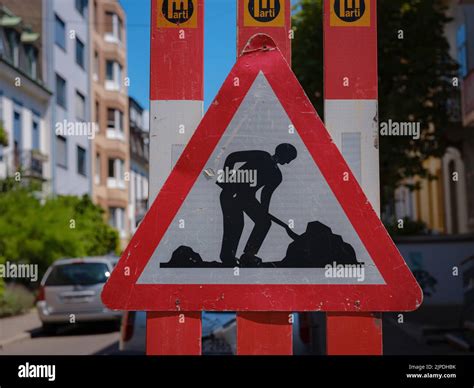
top-left (130, 106), bottom-right (143, 129)
top-left (45, 263), bottom-right (109, 286)
top-left (130, 107), bottom-right (136, 125)
top-left (105, 12), bottom-right (114, 34)
top-left (449, 160), bottom-right (459, 234)
top-left (93, 51), bottom-right (99, 81)
top-left (75, 0), bottom-right (88, 16)
top-left (25, 45), bottom-right (38, 79)
top-left (105, 60), bottom-right (123, 91)
top-left (56, 74), bottom-right (67, 108)
top-left (107, 158), bottom-right (125, 189)
top-left (106, 60), bottom-right (114, 81)
top-left (75, 37), bottom-right (85, 68)
top-left (32, 118), bottom-right (40, 150)
top-left (107, 108), bottom-right (115, 128)
top-left (109, 207), bottom-right (125, 236)
top-left (104, 12), bottom-right (122, 43)
top-left (108, 158), bottom-right (115, 178)
top-left (136, 174), bottom-right (141, 200)
top-left (118, 17), bottom-right (123, 42)
top-left (136, 112), bottom-right (142, 129)
top-left (75, 91), bottom-right (86, 121)
top-left (55, 14), bottom-right (66, 50)
top-left (143, 177), bottom-right (148, 201)
top-left (13, 110), bottom-right (22, 169)
top-left (56, 135), bottom-right (67, 168)
top-left (95, 100), bottom-right (100, 125)
top-left (117, 64), bottom-right (122, 87)
top-left (5, 29), bottom-right (20, 66)
top-left (106, 108), bottom-right (124, 139)
top-left (77, 145), bottom-right (86, 176)
top-left (95, 152), bottom-right (101, 184)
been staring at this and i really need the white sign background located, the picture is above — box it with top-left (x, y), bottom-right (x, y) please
top-left (138, 73), bottom-right (385, 285)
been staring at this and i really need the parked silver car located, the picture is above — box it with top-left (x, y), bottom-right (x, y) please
top-left (36, 256), bottom-right (121, 333)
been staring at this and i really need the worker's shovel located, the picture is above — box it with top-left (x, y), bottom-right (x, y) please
top-left (268, 214), bottom-right (300, 240)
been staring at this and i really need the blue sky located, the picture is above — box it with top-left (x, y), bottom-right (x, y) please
top-left (121, 0), bottom-right (237, 111)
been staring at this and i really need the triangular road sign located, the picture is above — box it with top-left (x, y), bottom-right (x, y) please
top-left (102, 35), bottom-right (422, 312)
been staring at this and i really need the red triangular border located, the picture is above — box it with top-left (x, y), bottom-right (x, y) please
top-left (102, 36), bottom-right (422, 312)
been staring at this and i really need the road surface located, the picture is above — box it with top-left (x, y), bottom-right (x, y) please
top-left (0, 310), bottom-right (470, 355)
top-left (0, 310), bottom-right (120, 355)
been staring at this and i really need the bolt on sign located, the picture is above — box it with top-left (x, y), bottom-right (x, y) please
top-left (330, 0), bottom-right (370, 27)
top-left (244, 0), bottom-right (285, 27)
top-left (102, 35), bottom-right (422, 313)
top-left (157, 0), bottom-right (198, 28)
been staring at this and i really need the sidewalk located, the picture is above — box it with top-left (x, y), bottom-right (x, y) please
top-left (0, 309), bottom-right (41, 347)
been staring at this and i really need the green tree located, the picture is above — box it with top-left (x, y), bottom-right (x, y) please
top-left (292, 0), bottom-right (324, 117)
top-left (0, 180), bottom-right (119, 277)
top-left (292, 0), bottom-right (459, 216)
top-left (0, 120), bottom-right (7, 147)
top-left (0, 270), bottom-right (4, 301)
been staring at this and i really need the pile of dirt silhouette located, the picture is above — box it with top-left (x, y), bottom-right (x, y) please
top-left (276, 221), bottom-right (358, 268)
top-left (160, 221), bottom-right (359, 268)
top-left (160, 246), bottom-right (223, 268)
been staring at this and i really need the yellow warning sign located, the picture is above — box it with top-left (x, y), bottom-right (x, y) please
top-left (330, 0), bottom-right (370, 27)
top-left (244, 0), bottom-right (285, 27)
top-left (157, 0), bottom-right (198, 28)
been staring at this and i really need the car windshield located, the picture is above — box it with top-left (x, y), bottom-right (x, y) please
top-left (45, 263), bottom-right (110, 286)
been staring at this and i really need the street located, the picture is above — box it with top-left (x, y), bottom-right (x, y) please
top-left (0, 310), bottom-right (470, 356)
top-left (0, 311), bottom-right (120, 356)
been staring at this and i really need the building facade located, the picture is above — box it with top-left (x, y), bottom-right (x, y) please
top-left (454, 1), bottom-right (474, 233)
top-left (128, 96), bottom-right (149, 234)
top-left (90, 0), bottom-right (130, 242)
top-left (43, 0), bottom-right (92, 196)
top-left (393, 0), bottom-right (474, 236)
top-left (0, 2), bottom-right (52, 190)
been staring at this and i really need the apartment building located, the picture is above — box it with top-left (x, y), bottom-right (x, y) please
top-left (0, 2), bottom-right (52, 190)
top-left (42, 0), bottom-right (92, 196)
top-left (90, 0), bottom-right (130, 242)
top-left (394, 0), bottom-right (474, 235)
top-left (129, 96), bottom-right (149, 234)
top-left (454, 1), bottom-right (474, 233)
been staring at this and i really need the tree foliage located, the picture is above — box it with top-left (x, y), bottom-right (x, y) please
top-left (0, 120), bottom-right (7, 147)
top-left (292, 0), bottom-right (459, 212)
top-left (0, 179), bottom-right (119, 277)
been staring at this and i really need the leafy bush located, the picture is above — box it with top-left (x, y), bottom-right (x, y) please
top-left (0, 121), bottom-right (8, 147)
top-left (0, 283), bottom-right (35, 318)
top-left (0, 278), bottom-right (4, 303)
top-left (0, 180), bottom-right (120, 276)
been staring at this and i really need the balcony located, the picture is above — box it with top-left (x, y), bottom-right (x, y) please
top-left (106, 128), bottom-right (125, 141)
top-left (1, 148), bottom-right (48, 180)
top-left (107, 177), bottom-right (126, 190)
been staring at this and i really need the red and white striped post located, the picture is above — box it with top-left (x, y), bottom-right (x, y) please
top-left (323, 0), bottom-right (383, 355)
top-left (236, 0), bottom-right (293, 356)
top-left (147, 0), bottom-right (205, 355)
top-left (237, 0), bottom-right (292, 65)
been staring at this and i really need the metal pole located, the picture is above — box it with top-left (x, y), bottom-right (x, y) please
top-left (146, 0), bottom-right (205, 356)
